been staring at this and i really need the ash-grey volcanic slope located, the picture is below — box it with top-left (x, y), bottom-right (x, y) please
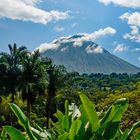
top-left (40, 35), bottom-right (140, 74)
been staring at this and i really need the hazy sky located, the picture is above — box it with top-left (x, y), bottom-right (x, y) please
top-left (0, 0), bottom-right (140, 67)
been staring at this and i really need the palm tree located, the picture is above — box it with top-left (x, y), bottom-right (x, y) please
top-left (42, 57), bottom-right (67, 128)
top-left (0, 44), bottom-right (27, 102)
top-left (21, 50), bottom-right (47, 119)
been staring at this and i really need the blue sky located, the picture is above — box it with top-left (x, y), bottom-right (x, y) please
top-left (0, 0), bottom-right (140, 67)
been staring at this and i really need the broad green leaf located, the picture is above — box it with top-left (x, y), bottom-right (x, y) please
top-left (103, 98), bottom-right (128, 139)
top-left (98, 106), bottom-right (117, 134)
top-left (9, 103), bottom-right (27, 127)
top-left (9, 103), bottom-right (37, 140)
top-left (80, 94), bottom-right (100, 132)
top-left (112, 98), bottom-right (128, 122)
top-left (76, 124), bottom-right (85, 140)
top-left (4, 126), bottom-right (26, 140)
top-left (69, 119), bottom-right (82, 140)
top-left (65, 100), bottom-right (69, 116)
top-left (58, 132), bottom-right (69, 140)
top-left (79, 105), bottom-right (88, 127)
top-left (75, 119), bottom-right (82, 135)
top-left (103, 121), bottom-right (120, 139)
top-left (63, 116), bottom-right (70, 132)
top-left (100, 106), bottom-right (115, 125)
top-left (69, 120), bottom-right (77, 140)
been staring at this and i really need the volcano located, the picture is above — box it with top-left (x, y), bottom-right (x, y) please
top-left (38, 34), bottom-right (140, 74)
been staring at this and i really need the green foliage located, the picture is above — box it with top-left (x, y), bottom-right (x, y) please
top-left (96, 92), bottom-right (140, 129)
top-left (1, 94), bottom-right (140, 140)
top-left (2, 94), bottom-right (139, 140)
top-left (0, 44), bottom-right (27, 102)
top-left (1, 103), bottom-right (51, 140)
top-left (79, 94), bottom-right (100, 133)
top-left (3, 94), bottom-right (140, 140)
top-left (1, 44), bottom-right (140, 139)
top-left (3, 126), bottom-right (26, 140)
top-left (51, 94), bottom-right (140, 139)
top-left (9, 103), bottom-right (37, 140)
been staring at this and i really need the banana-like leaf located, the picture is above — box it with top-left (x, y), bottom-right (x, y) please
top-left (69, 119), bottom-right (82, 140)
top-left (103, 98), bottom-right (129, 139)
top-left (65, 100), bottom-right (69, 116)
top-left (100, 106), bottom-right (115, 125)
top-left (9, 103), bottom-right (37, 140)
top-left (69, 120), bottom-right (77, 140)
top-left (98, 106), bottom-right (117, 134)
top-left (58, 132), bottom-right (69, 140)
top-left (63, 116), bottom-right (70, 132)
top-left (9, 103), bottom-right (27, 127)
top-left (80, 94), bottom-right (100, 132)
top-left (4, 126), bottom-right (26, 140)
top-left (79, 105), bottom-right (88, 127)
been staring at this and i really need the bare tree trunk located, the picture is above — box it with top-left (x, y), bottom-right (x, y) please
top-left (46, 95), bottom-right (51, 129)
top-left (27, 86), bottom-right (31, 120)
top-left (27, 97), bottom-right (31, 120)
top-left (10, 90), bottom-right (15, 125)
top-left (46, 72), bottom-right (56, 129)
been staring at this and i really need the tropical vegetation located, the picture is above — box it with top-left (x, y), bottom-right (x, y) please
top-left (0, 44), bottom-right (140, 139)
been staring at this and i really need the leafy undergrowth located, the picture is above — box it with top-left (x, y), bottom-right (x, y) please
top-left (1, 94), bottom-right (140, 140)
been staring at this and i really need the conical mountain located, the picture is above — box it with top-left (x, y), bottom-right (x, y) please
top-left (38, 34), bottom-right (140, 74)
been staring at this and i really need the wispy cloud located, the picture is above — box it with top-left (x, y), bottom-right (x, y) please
top-left (0, 0), bottom-right (70, 25)
top-left (98, 0), bottom-right (140, 8)
top-left (73, 27), bottom-right (116, 46)
top-left (120, 12), bottom-right (140, 43)
top-left (36, 27), bottom-right (116, 53)
top-left (36, 41), bottom-right (59, 52)
top-left (120, 12), bottom-right (140, 27)
top-left (123, 26), bottom-right (140, 43)
top-left (113, 44), bottom-right (128, 53)
top-left (53, 25), bottom-right (65, 32)
top-left (138, 57), bottom-right (140, 61)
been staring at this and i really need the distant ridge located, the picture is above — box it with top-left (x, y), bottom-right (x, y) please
top-left (39, 34), bottom-right (140, 74)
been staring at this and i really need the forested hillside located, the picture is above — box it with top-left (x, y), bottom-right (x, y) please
top-left (0, 44), bottom-right (140, 139)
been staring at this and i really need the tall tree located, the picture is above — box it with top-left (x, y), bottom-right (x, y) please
top-left (21, 50), bottom-right (46, 119)
top-left (42, 57), bottom-right (67, 128)
top-left (0, 44), bottom-right (27, 102)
